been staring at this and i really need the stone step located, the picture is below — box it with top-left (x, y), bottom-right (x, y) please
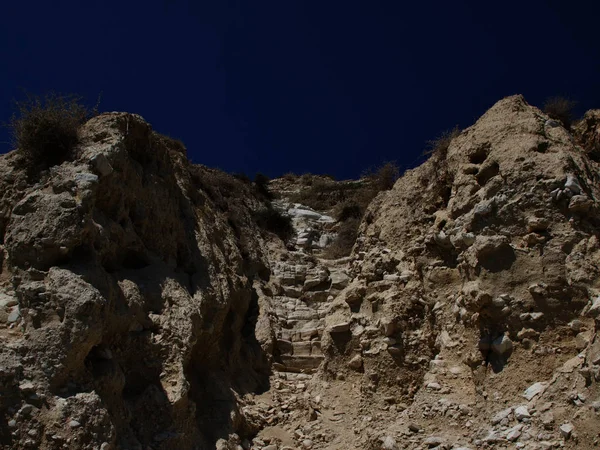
top-left (278, 320), bottom-right (325, 340)
top-left (278, 355), bottom-right (324, 372)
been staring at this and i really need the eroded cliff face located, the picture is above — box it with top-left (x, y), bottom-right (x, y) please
top-left (0, 113), bottom-right (274, 450)
top-left (1, 96), bottom-right (600, 450)
top-left (311, 95), bottom-right (600, 449)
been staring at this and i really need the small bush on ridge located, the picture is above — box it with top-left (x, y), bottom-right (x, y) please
top-left (424, 126), bottom-right (461, 159)
top-left (363, 161), bottom-right (399, 191)
top-left (543, 96), bottom-right (576, 129)
top-left (254, 206), bottom-right (294, 241)
top-left (254, 173), bottom-right (272, 200)
top-left (9, 92), bottom-right (94, 169)
top-left (323, 218), bottom-right (360, 259)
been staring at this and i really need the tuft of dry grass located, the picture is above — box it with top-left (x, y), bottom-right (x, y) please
top-left (323, 218), bottom-right (361, 259)
top-left (543, 96), bottom-right (576, 129)
top-left (424, 126), bottom-right (461, 159)
top-left (253, 206), bottom-right (294, 241)
top-left (363, 161), bottom-right (399, 191)
top-left (151, 132), bottom-right (187, 155)
top-left (8, 92), bottom-right (95, 175)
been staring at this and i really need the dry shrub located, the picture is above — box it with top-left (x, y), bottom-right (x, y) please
top-left (254, 173), bottom-right (272, 200)
top-left (151, 132), bottom-right (187, 155)
top-left (424, 126), bottom-right (461, 159)
top-left (422, 127), bottom-right (461, 208)
top-left (282, 172), bottom-right (297, 181)
top-left (363, 161), bottom-right (399, 191)
top-left (253, 206), bottom-right (294, 241)
top-left (544, 96), bottom-right (576, 129)
top-left (289, 179), bottom-right (367, 212)
top-left (233, 172), bottom-right (251, 183)
top-left (9, 92), bottom-right (95, 175)
top-left (323, 218), bottom-right (360, 259)
top-left (337, 202), bottom-right (362, 221)
top-left (189, 165), bottom-right (247, 212)
top-left (299, 173), bottom-right (314, 186)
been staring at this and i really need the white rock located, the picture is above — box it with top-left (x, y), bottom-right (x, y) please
top-left (426, 382), bottom-right (442, 391)
top-left (0, 293), bottom-right (18, 308)
top-left (399, 271), bottom-right (413, 282)
top-left (491, 334), bottom-right (513, 355)
top-left (473, 201), bottom-right (493, 216)
top-left (348, 355), bottom-right (363, 370)
top-left (588, 296), bottom-right (600, 318)
top-left (381, 436), bottom-right (399, 450)
top-left (492, 297), bottom-right (506, 308)
top-left (434, 231), bottom-right (452, 248)
top-left (462, 232), bottom-right (476, 246)
top-left (302, 439), bottom-right (313, 449)
top-left (506, 424), bottom-right (523, 442)
top-left (483, 430), bottom-right (503, 443)
top-left (507, 431), bottom-right (521, 442)
top-left (318, 233), bottom-right (334, 248)
top-left (530, 312), bottom-right (544, 321)
top-left (559, 422), bottom-right (574, 439)
top-left (568, 319), bottom-right (583, 332)
top-left (19, 381), bottom-right (35, 393)
top-left (288, 207), bottom-right (323, 220)
top-left (7, 306), bottom-right (20, 323)
top-left (328, 322), bottom-right (350, 333)
top-left (491, 407), bottom-right (513, 425)
top-left (75, 172), bottom-right (99, 186)
top-left (330, 271), bottom-right (350, 289)
top-left (541, 411), bottom-right (555, 429)
top-left (514, 406), bottom-right (530, 421)
top-left (523, 382), bottom-right (547, 400)
top-left (423, 436), bottom-right (443, 447)
top-left (565, 175), bottom-right (582, 194)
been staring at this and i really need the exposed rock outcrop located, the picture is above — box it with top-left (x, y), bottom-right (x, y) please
top-left (309, 95), bottom-right (600, 449)
top-left (2, 96), bottom-right (600, 450)
top-left (0, 113), bottom-right (273, 450)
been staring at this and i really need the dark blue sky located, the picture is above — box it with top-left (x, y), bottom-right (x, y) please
top-left (1, 1), bottom-right (599, 179)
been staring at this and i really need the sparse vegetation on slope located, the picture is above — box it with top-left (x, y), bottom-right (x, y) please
top-left (4, 94), bottom-right (600, 450)
top-left (319, 162), bottom-right (400, 258)
top-left (424, 126), bottom-right (461, 158)
top-left (544, 96), bottom-right (577, 129)
top-left (8, 93), bottom-right (95, 175)
top-left (253, 205), bottom-right (294, 241)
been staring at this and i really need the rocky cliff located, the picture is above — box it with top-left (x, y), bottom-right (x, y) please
top-left (1, 96), bottom-right (600, 450)
top-left (305, 95), bottom-right (600, 449)
top-left (0, 113), bottom-right (274, 449)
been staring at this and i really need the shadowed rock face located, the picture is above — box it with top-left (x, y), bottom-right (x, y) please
top-left (0, 113), bottom-right (272, 450)
top-left (2, 97), bottom-right (600, 450)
